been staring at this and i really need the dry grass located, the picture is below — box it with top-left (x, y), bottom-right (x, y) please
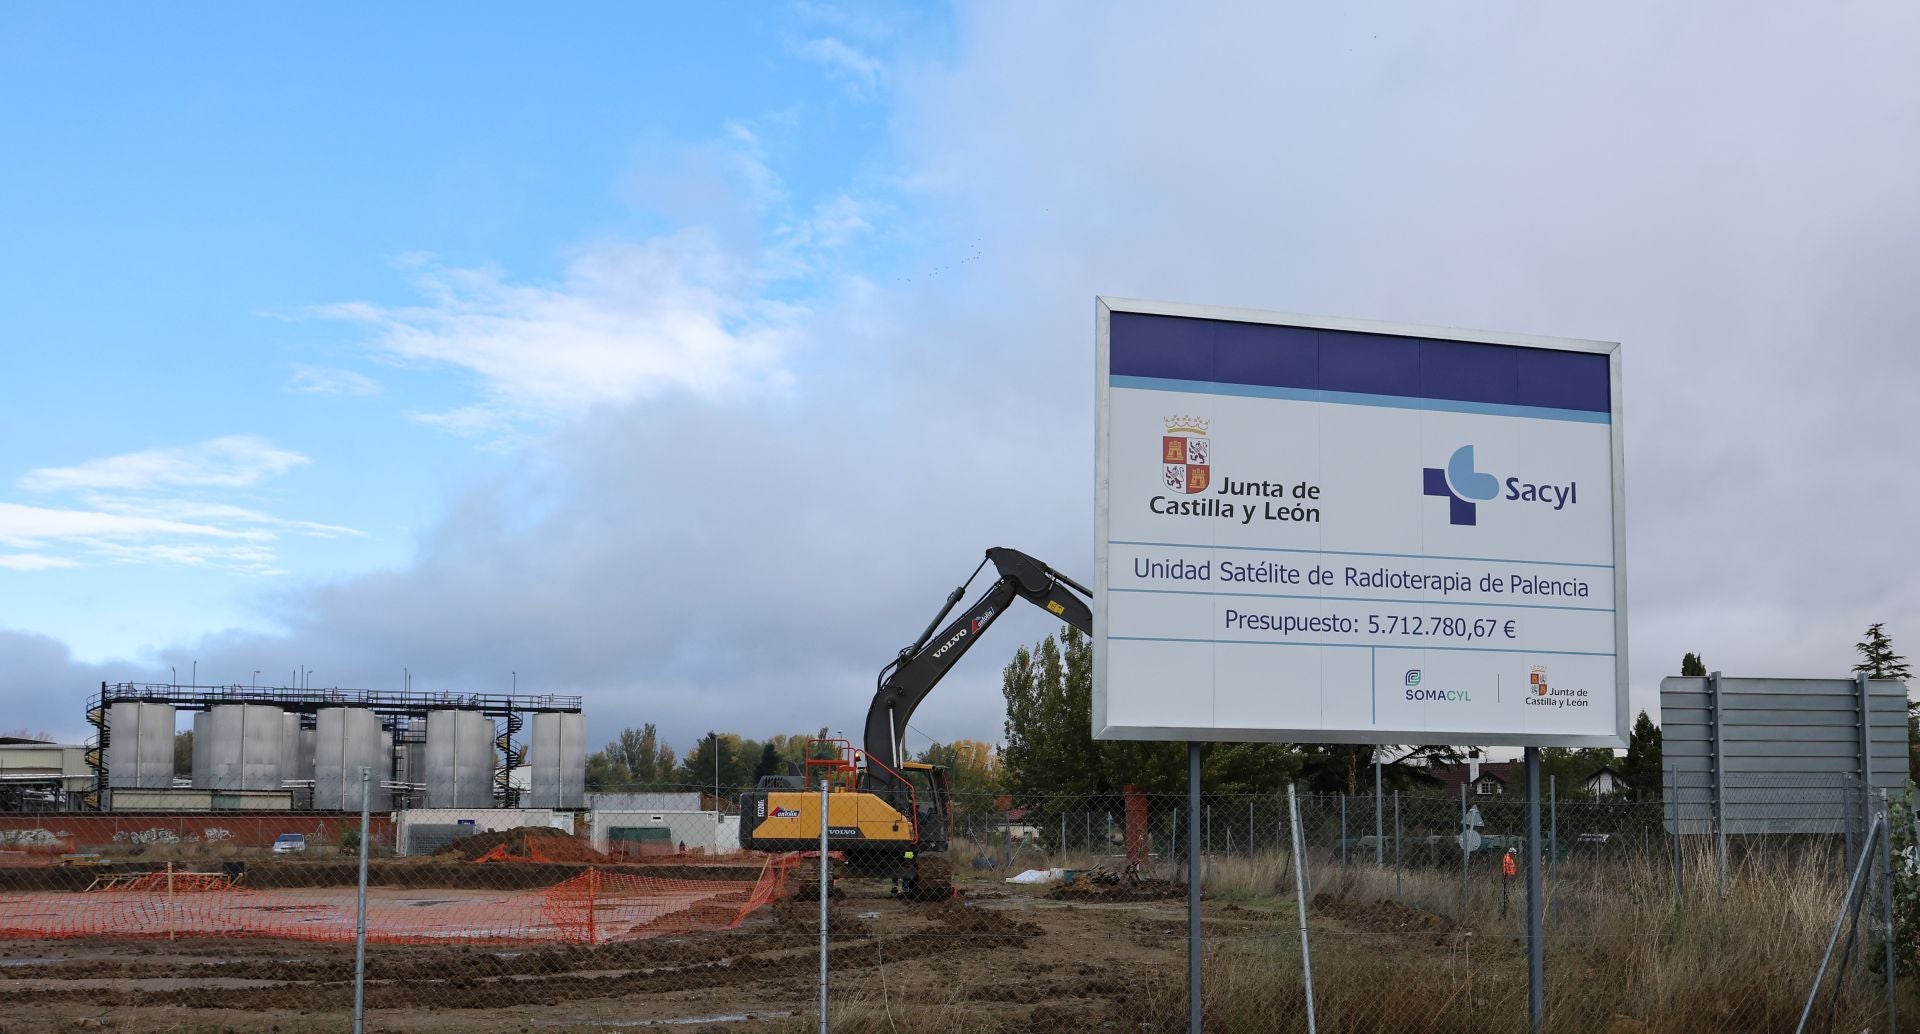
top-left (840, 836), bottom-right (1912, 1032)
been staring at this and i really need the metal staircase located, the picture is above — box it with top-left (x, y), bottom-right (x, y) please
top-left (494, 712), bottom-right (525, 807)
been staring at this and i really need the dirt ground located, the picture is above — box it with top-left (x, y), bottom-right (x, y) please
top-left (0, 873), bottom-right (1227, 1033)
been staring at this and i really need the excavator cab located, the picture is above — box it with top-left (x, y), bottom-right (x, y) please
top-left (897, 761), bottom-right (951, 853)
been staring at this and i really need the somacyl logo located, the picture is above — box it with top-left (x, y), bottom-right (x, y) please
top-left (1423, 445), bottom-right (1500, 526)
top-left (1423, 445), bottom-right (1580, 527)
top-left (1161, 416), bottom-right (1211, 494)
top-left (1404, 669), bottom-right (1422, 686)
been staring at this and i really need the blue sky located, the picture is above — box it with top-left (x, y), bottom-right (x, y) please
top-left (1, 3), bottom-right (943, 664)
top-left (3, 3), bottom-right (1917, 752)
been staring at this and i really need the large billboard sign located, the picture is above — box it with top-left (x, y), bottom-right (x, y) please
top-left (1093, 298), bottom-right (1627, 747)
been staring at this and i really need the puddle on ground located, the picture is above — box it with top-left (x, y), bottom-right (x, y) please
top-left (0, 958), bottom-right (59, 968)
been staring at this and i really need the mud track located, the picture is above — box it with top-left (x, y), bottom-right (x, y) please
top-left (0, 895), bottom-right (1041, 1015)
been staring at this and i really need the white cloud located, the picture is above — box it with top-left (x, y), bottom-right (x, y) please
top-left (6, 438), bottom-right (357, 572)
top-left (82, 496), bottom-right (363, 540)
top-left (20, 436), bottom-right (310, 493)
top-left (0, 554), bottom-right (78, 571)
top-left (795, 37), bottom-right (883, 99)
top-left (289, 364), bottom-right (382, 396)
top-left (0, 503), bottom-right (270, 548)
top-left (310, 231), bottom-right (805, 428)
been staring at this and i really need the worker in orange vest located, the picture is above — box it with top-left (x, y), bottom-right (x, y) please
top-left (1501, 848), bottom-right (1517, 916)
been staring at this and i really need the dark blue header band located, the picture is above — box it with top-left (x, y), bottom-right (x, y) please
top-left (1110, 312), bottom-right (1611, 416)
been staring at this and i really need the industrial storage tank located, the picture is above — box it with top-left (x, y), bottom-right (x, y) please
top-left (205, 705), bottom-right (286, 791)
top-left (190, 710), bottom-right (211, 789)
top-left (296, 728), bottom-right (316, 787)
top-left (527, 712), bottom-right (586, 809)
top-left (315, 707), bottom-right (390, 811)
top-left (105, 702), bottom-right (175, 789)
top-left (424, 709), bottom-right (495, 809)
top-left (280, 713), bottom-right (301, 784)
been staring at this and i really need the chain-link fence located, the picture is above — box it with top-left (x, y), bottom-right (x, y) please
top-left (0, 774), bottom-right (1914, 1032)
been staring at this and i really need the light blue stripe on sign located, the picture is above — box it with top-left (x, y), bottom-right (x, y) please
top-left (1110, 374), bottom-right (1612, 424)
top-left (1110, 635), bottom-right (1616, 658)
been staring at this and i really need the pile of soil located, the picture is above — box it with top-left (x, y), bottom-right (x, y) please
top-left (433, 826), bottom-right (613, 864)
top-left (1312, 894), bottom-right (1455, 936)
top-left (1046, 876), bottom-right (1185, 902)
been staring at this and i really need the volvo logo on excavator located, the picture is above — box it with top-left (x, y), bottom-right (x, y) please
top-left (931, 628), bottom-right (967, 659)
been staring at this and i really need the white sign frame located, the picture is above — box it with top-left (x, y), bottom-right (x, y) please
top-left (1093, 297), bottom-right (1628, 748)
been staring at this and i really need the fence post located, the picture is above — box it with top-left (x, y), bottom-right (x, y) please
top-left (1287, 783), bottom-right (1318, 1034)
top-left (1339, 793), bottom-right (1348, 866)
top-left (1668, 762), bottom-right (1681, 900)
top-left (1857, 673), bottom-right (1874, 831)
top-left (818, 777), bottom-right (829, 1034)
top-left (1393, 790), bottom-right (1402, 902)
top-left (1549, 774), bottom-right (1558, 927)
top-left (1375, 752), bottom-right (1385, 865)
top-left (1710, 670), bottom-right (1728, 895)
top-left (353, 765), bottom-right (370, 1034)
top-left (166, 861), bottom-right (175, 942)
top-left (1460, 782), bottom-right (1469, 920)
top-left (1796, 814), bottom-right (1884, 1034)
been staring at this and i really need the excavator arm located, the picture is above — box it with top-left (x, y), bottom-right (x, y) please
top-left (862, 547), bottom-right (1091, 795)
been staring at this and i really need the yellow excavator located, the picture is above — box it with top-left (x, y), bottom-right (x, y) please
top-left (738, 547), bottom-right (1092, 899)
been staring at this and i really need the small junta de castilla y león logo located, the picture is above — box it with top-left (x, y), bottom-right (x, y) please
top-left (1531, 666), bottom-right (1549, 696)
top-left (1161, 416), bottom-right (1211, 494)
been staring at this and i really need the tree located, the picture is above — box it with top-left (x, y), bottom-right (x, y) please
top-left (676, 732), bottom-right (758, 793)
top-left (1295, 743), bottom-right (1460, 796)
top-left (174, 731), bottom-right (194, 778)
top-left (752, 742), bottom-right (782, 783)
top-left (917, 739), bottom-right (1003, 795)
top-left (1680, 653), bottom-right (1706, 677)
top-left (1535, 746), bottom-right (1621, 798)
top-left (998, 625), bottom-right (1303, 799)
top-left (1854, 623), bottom-right (1911, 681)
top-left (1617, 710), bottom-right (1662, 799)
top-left (584, 723), bottom-right (678, 791)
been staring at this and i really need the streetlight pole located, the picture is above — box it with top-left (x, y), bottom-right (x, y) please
top-left (252, 671), bottom-right (260, 691)
top-left (170, 666), bottom-right (176, 689)
top-left (710, 730), bottom-right (721, 827)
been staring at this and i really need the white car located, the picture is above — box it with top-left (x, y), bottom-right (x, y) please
top-left (272, 833), bottom-right (307, 855)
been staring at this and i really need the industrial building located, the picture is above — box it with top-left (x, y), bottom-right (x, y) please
top-left (0, 736), bottom-right (92, 810)
top-left (86, 682), bottom-right (586, 813)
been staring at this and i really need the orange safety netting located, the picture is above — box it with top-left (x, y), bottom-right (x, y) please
top-left (0, 854), bottom-right (799, 945)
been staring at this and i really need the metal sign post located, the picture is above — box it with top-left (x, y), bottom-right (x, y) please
top-left (818, 778), bottom-right (829, 1034)
top-left (1187, 743), bottom-right (1202, 1034)
top-left (1524, 748), bottom-right (1544, 1034)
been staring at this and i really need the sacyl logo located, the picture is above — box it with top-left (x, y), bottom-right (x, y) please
top-left (1423, 445), bottom-right (1579, 527)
